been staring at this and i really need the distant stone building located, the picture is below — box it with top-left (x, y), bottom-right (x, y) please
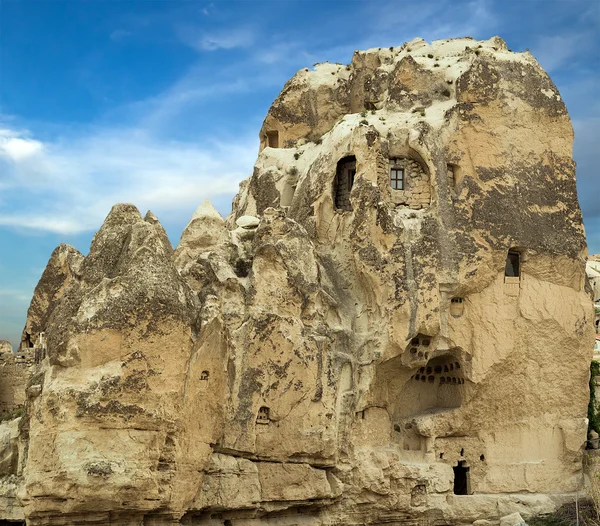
top-left (588, 256), bottom-right (600, 303)
top-left (0, 340), bottom-right (35, 415)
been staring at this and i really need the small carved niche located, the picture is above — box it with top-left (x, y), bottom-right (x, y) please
top-left (200, 370), bottom-right (209, 381)
top-left (411, 483), bottom-right (427, 507)
top-left (450, 297), bottom-right (464, 317)
top-left (256, 406), bottom-right (270, 424)
top-left (266, 130), bottom-right (279, 148)
top-left (447, 163), bottom-right (460, 188)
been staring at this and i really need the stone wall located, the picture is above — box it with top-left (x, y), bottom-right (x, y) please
top-left (388, 157), bottom-right (431, 209)
top-left (0, 350), bottom-right (34, 414)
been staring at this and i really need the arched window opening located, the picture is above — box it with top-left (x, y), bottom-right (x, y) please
top-left (23, 332), bottom-right (33, 349)
top-left (334, 156), bottom-right (356, 211)
top-left (257, 406), bottom-right (270, 424)
top-left (450, 297), bottom-right (465, 318)
top-left (200, 370), bottom-right (209, 381)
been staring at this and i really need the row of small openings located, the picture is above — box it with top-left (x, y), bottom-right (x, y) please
top-left (410, 348), bottom-right (429, 359)
top-left (412, 375), bottom-right (464, 384)
top-left (418, 362), bottom-right (461, 375)
top-left (409, 336), bottom-right (431, 359)
top-left (440, 450), bottom-right (485, 461)
top-left (256, 406), bottom-right (270, 424)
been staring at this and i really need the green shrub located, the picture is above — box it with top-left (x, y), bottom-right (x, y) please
top-left (589, 360), bottom-right (600, 434)
top-left (0, 408), bottom-right (23, 422)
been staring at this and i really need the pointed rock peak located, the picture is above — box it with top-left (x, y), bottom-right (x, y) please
top-left (103, 203), bottom-right (143, 227)
top-left (50, 243), bottom-right (84, 272)
top-left (191, 199), bottom-right (224, 223)
top-left (52, 243), bottom-right (83, 259)
top-left (144, 210), bottom-right (159, 224)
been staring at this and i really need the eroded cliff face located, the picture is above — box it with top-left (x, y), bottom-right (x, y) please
top-left (1, 36), bottom-right (594, 525)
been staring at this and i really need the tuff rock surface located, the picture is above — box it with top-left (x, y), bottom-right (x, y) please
top-left (1, 36), bottom-right (595, 525)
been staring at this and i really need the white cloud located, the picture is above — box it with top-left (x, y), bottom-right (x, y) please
top-left (0, 130), bottom-right (44, 161)
top-left (178, 25), bottom-right (255, 52)
top-left (0, 124), bottom-right (257, 235)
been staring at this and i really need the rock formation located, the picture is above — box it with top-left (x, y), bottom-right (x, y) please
top-left (588, 255), bottom-right (600, 303)
top-left (0, 36), bottom-right (594, 525)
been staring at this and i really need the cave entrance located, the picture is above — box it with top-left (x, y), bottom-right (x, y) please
top-left (505, 250), bottom-right (521, 278)
top-left (453, 460), bottom-right (471, 495)
top-left (334, 156), bottom-right (356, 211)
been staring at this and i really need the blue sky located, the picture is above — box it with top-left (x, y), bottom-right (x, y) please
top-left (0, 0), bottom-right (599, 347)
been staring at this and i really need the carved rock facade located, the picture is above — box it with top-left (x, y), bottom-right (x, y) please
top-left (0, 37), bottom-right (594, 525)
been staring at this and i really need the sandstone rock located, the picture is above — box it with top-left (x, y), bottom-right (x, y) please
top-left (3, 36), bottom-right (593, 525)
top-left (0, 420), bottom-right (20, 476)
top-left (500, 512), bottom-right (527, 526)
top-left (0, 342), bottom-right (12, 355)
top-left (257, 462), bottom-right (333, 502)
top-left (19, 243), bottom-right (83, 351)
top-left (235, 215), bottom-right (260, 229)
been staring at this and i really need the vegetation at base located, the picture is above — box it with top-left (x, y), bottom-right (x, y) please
top-left (589, 361), bottom-right (600, 435)
top-left (0, 408), bottom-right (23, 422)
top-left (530, 500), bottom-right (598, 526)
top-left (529, 514), bottom-right (571, 526)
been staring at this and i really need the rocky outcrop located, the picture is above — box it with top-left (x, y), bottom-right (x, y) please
top-left (19, 243), bottom-right (83, 351)
top-left (2, 36), bottom-right (594, 525)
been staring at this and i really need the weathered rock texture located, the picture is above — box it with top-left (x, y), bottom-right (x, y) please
top-left (588, 256), bottom-right (600, 303)
top-left (0, 348), bottom-right (33, 416)
top-left (0, 36), bottom-right (594, 525)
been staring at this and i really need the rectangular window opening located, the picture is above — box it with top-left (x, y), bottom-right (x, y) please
top-left (505, 251), bottom-right (521, 278)
top-left (390, 166), bottom-right (404, 190)
top-left (266, 131), bottom-right (279, 148)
